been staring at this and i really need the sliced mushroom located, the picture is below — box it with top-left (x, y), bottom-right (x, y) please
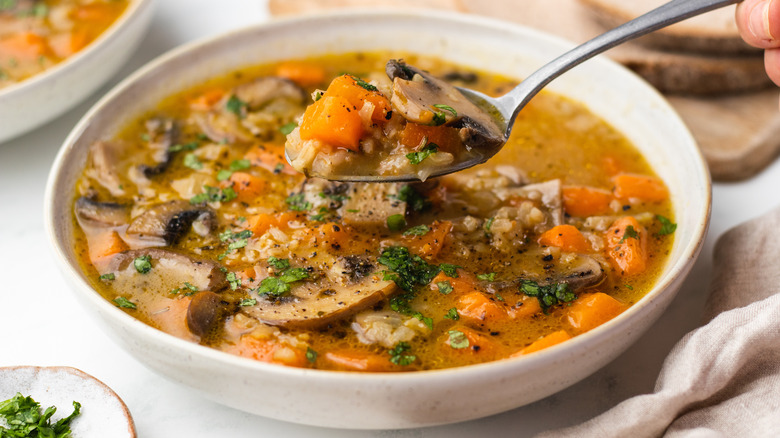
top-left (139, 118), bottom-right (179, 178)
top-left (234, 76), bottom-right (307, 110)
top-left (549, 254), bottom-right (605, 291)
top-left (126, 200), bottom-right (216, 246)
top-left (85, 141), bottom-right (125, 197)
top-left (187, 291), bottom-right (230, 337)
top-left (341, 183), bottom-right (405, 228)
top-left (104, 248), bottom-right (228, 292)
top-left (74, 197), bottom-right (129, 231)
top-left (241, 277), bottom-right (397, 330)
top-left (337, 255), bottom-right (375, 281)
top-left (386, 59), bottom-right (505, 151)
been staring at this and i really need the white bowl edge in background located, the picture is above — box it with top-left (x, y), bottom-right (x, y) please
top-left (43, 10), bottom-right (711, 429)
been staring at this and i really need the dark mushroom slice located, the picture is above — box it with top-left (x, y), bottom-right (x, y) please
top-left (386, 59), bottom-right (505, 152)
top-left (187, 291), bottom-right (232, 337)
top-left (139, 118), bottom-right (179, 178)
top-left (85, 140), bottom-right (125, 197)
top-left (549, 254), bottom-right (605, 291)
top-left (74, 197), bottom-right (129, 231)
top-left (104, 248), bottom-right (228, 292)
top-left (242, 277), bottom-right (397, 330)
top-left (126, 200), bottom-right (216, 246)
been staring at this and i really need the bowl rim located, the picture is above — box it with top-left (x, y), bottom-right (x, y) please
top-left (0, 0), bottom-right (153, 99)
top-left (44, 9), bottom-right (712, 385)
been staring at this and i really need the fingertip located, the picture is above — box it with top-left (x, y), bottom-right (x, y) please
top-left (737, 0), bottom-right (780, 49)
top-left (766, 48), bottom-right (780, 86)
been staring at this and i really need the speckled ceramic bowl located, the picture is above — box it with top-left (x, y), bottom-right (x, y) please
top-left (0, 0), bottom-right (155, 143)
top-left (44, 11), bottom-right (711, 429)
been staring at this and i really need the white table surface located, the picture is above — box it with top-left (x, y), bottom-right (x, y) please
top-left (1, 0), bottom-right (778, 436)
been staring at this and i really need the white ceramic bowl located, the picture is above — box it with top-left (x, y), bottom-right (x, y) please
top-left (0, 0), bottom-right (155, 144)
top-left (44, 11), bottom-right (711, 429)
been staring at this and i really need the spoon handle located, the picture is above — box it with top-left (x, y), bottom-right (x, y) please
top-left (500, 0), bottom-right (742, 130)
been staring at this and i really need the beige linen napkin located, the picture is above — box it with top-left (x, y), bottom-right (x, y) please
top-left (538, 207), bottom-right (780, 437)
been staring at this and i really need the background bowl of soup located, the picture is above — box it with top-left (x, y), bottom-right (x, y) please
top-left (44, 11), bottom-right (711, 429)
top-left (0, 0), bottom-right (155, 143)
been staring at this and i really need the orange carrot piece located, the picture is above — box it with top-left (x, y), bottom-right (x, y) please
top-left (324, 74), bottom-right (391, 122)
top-left (0, 32), bottom-right (47, 61)
top-left (324, 349), bottom-right (395, 372)
top-left (299, 95), bottom-right (364, 151)
top-left (48, 30), bottom-right (90, 58)
top-left (508, 295), bottom-right (542, 319)
top-left (430, 270), bottom-right (480, 296)
top-left (566, 293), bottom-right (625, 333)
top-left (399, 123), bottom-right (461, 152)
top-left (538, 224), bottom-right (591, 253)
top-left (275, 61), bottom-right (326, 87)
top-left (515, 330), bottom-right (572, 355)
top-left (403, 220), bottom-right (452, 259)
top-left (441, 326), bottom-right (498, 357)
top-left (605, 216), bottom-right (648, 275)
top-left (244, 212), bottom-right (297, 236)
top-left (149, 296), bottom-right (196, 342)
top-left (244, 143), bottom-right (298, 175)
top-left (225, 336), bottom-right (308, 368)
top-left (88, 230), bottom-right (128, 263)
top-left (313, 222), bottom-right (349, 251)
top-left (221, 172), bottom-right (266, 203)
top-left (601, 155), bottom-right (624, 176)
top-left (189, 88), bottom-right (226, 111)
top-left (612, 173), bottom-right (669, 203)
top-left (562, 186), bottom-right (614, 217)
top-left (456, 292), bottom-right (508, 324)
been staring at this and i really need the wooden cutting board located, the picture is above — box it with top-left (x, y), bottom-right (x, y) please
top-left (268, 0), bottom-right (780, 181)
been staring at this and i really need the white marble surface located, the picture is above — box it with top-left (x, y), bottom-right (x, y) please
top-left (1, 0), bottom-right (778, 435)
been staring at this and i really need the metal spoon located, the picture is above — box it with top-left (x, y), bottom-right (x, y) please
top-left (302, 0), bottom-right (741, 182)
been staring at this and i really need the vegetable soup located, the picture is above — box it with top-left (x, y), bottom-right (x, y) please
top-left (72, 52), bottom-right (675, 372)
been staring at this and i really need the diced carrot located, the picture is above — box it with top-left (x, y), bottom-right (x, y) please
top-left (88, 230), bottom-right (128, 263)
top-left (403, 220), bottom-right (452, 259)
top-left (221, 172), bottom-right (266, 203)
top-left (456, 292), bottom-right (508, 324)
top-left (0, 32), bottom-right (48, 61)
top-left (566, 293), bottom-right (625, 333)
top-left (313, 222), bottom-right (349, 251)
top-left (73, 4), bottom-right (115, 21)
top-left (189, 88), bottom-right (226, 111)
top-left (149, 296), bottom-right (195, 342)
top-left (48, 30), bottom-right (90, 58)
top-left (399, 123), bottom-right (461, 152)
top-left (602, 155), bottom-right (624, 176)
top-left (324, 349), bottom-right (395, 372)
top-left (508, 295), bottom-right (542, 319)
top-left (612, 173), bottom-right (669, 203)
top-left (324, 74), bottom-right (391, 122)
top-left (605, 216), bottom-right (648, 275)
top-left (244, 143), bottom-right (298, 175)
top-left (275, 61), bottom-right (326, 87)
top-left (562, 186), bottom-right (614, 217)
top-left (224, 335), bottom-right (308, 368)
top-left (440, 326), bottom-right (498, 357)
top-left (429, 270), bottom-right (480, 296)
top-left (514, 330), bottom-right (572, 356)
top-left (299, 95), bottom-right (364, 151)
top-left (244, 212), bottom-right (298, 236)
top-left (538, 224), bottom-right (591, 253)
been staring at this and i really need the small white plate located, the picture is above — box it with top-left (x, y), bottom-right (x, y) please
top-left (0, 366), bottom-right (135, 437)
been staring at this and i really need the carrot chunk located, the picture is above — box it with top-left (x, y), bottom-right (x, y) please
top-left (324, 74), bottom-right (391, 122)
top-left (225, 336), bottom-right (308, 368)
top-left (244, 212), bottom-right (298, 236)
top-left (538, 224), bottom-right (591, 253)
top-left (508, 295), bottom-right (542, 319)
top-left (399, 122), bottom-right (461, 152)
top-left (88, 230), bottom-right (128, 263)
top-left (313, 222), bottom-right (349, 251)
top-left (562, 186), bottom-right (614, 217)
top-left (244, 143), bottom-right (298, 175)
top-left (515, 330), bottom-right (572, 355)
top-left (605, 216), bottom-right (648, 275)
top-left (0, 32), bottom-right (47, 61)
top-left (566, 293), bottom-right (625, 333)
top-left (440, 326), bottom-right (498, 357)
top-left (612, 173), bottom-right (669, 203)
top-left (189, 88), bottom-right (226, 111)
top-left (275, 61), bottom-right (326, 87)
top-left (221, 172), bottom-right (266, 203)
top-left (299, 95), bottom-right (364, 151)
top-left (456, 292), bottom-right (507, 324)
top-left (324, 349), bottom-right (395, 372)
top-left (429, 270), bottom-right (480, 296)
top-left (48, 30), bottom-right (90, 58)
top-left (403, 220), bottom-right (452, 259)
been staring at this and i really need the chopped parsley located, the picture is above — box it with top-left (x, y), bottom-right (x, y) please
top-left (387, 214), bottom-right (407, 232)
top-left (447, 330), bottom-right (469, 349)
top-left (216, 169), bottom-right (233, 181)
top-left (439, 263), bottom-right (461, 278)
top-left (656, 215), bottom-right (677, 236)
top-left (0, 393), bottom-right (81, 438)
top-left (226, 94), bottom-right (247, 117)
top-left (403, 224), bottom-right (431, 236)
top-left (306, 347), bottom-right (318, 363)
top-left (432, 104), bottom-right (457, 125)
top-left (348, 75), bottom-right (378, 91)
top-left (477, 272), bottom-right (496, 282)
top-left (390, 185), bottom-right (431, 213)
top-left (218, 229), bottom-right (252, 260)
top-left (285, 193), bottom-right (312, 212)
top-left (279, 122), bottom-right (298, 135)
top-left (190, 185), bottom-right (237, 204)
top-left (183, 153), bottom-right (203, 170)
top-left (619, 225), bottom-right (639, 243)
top-left (388, 342), bottom-right (416, 366)
top-left (113, 297), bottom-right (137, 309)
top-left (378, 246), bottom-right (439, 292)
top-left (216, 159), bottom-right (251, 181)
top-left (520, 280), bottom-right (576, 313)
top-left (227, 272), bottom-right (241, 290)
top-left (99, 273), bottom-right (115, 281)
top-left (484, 217), bottom-right (495, 236)
top-left (405, 142), bottom-right (438, 165)
top-left (625, 284), bottom-right (634, 290)
top-left (256, 266), bottom-right (309, 297)
top-left (168, 141), bottom-right (199, 153)
top-left (133, 255), bottom-right (152, 274)
top-left (436, 281), bottom-right (453, 294)
top-left (433, 104), bottom-right (457, 117)
top-left (413, 312), bottom-right (433, 330)
top-left (240, 298), bottom-right (257, 306)
top-left (267, 256), bottom-right (291, 270)
top-left (444, 308), bottom-right (460, 320)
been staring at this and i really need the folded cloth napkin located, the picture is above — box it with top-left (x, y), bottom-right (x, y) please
top-left (538, 207), bottom-right (780, 438)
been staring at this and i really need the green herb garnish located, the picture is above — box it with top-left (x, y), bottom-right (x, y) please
top-left (226, 95), bottom-right (247, 117)
top-left (444, 308), bottom-right (460, 320)
top-left (378, 246), bottom-right (439, 292)
top-left (227, 272), bottom-right (241, 290)
top-left (280, 122), bottom-right (298, 135)
top-left (389, 185), bottom-right (430, 213)
top-left (520, 280), bottom-right (576, 313)
top-left (190, 185), bottom-right (237, 204)
top-left (99, 273), bottom-right (115, 281)
top-left (240, 298), bottom-right (257, 307)
top-left (387, 214), bottom-right (407, 232)
top-left (285, 193), bottom-right (312, 212)
top-left (306, 347), bottom-right (318, 363)
top-left (168, 142), bottom-right (198, 153)
top-left (439, 263), bottom-right (461, 278)
top-left (405, 142), bottom-right (438, 165)
top-left (0, 393), bottom-right (81, 438)
top-left (113, 297), bottom-right (137, 309)
top-left (267, 256), bottom-right (291, 271)
top-left (183, 153), bottom-right (203, 170)
top-left (403, 225), bottom-right (430, 236)
top-left (436, 281), bottom-right (453, 295)
top-left (388, 342), bottom-right (416, 366)
top-left (133, 255), bottom-right (152, 274)
top-left (256, 265), bottom-right (309, 297)
top-left (348, 75), bottom-right (378, 91)
top-left (656, 215), bottom-right (677, 236)
top-left (447, 330), bottom-right (469, 349)
top-left (476, 272), bottom-right (496, 282)
top-left (619, 225), bottom-right (639, 243)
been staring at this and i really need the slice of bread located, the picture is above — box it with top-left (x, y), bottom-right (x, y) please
top-left (579, 0), bottom-right (758, 54)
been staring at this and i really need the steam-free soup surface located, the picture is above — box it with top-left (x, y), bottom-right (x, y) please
top-left (72, 52), bottom-right (675, 372)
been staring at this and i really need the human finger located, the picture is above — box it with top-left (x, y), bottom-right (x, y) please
top-left (736, 0), bottom-right (780, 49)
